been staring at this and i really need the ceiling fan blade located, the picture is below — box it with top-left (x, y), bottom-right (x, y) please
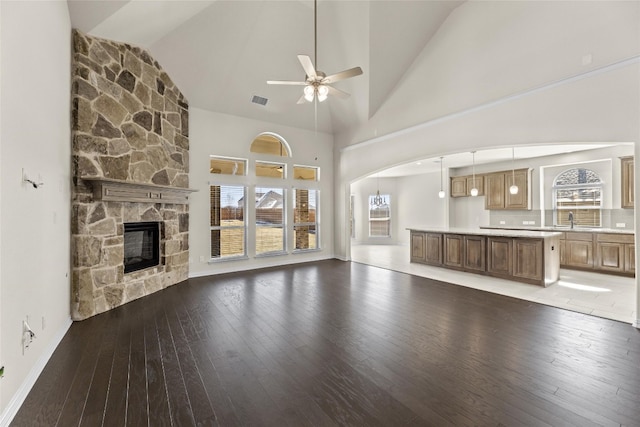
top-left (327, 85), bottom-right (350, 99)
top-left (267, 80), bottom-right (307, 85)
top-left (322, 66), bottom-right (363, 84)
top-left (297, 55), bottom-right (317, 79)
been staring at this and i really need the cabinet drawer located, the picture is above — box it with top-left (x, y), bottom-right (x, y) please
top-left (596, 233), bottom-right (634, 244)
top-left (565, 232), bottom-right (593, 242)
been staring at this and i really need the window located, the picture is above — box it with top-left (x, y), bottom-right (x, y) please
top-left (210, 156), bottom-right (246, 175)
top-left (294, 189), bottom-right (318, 251)
top-left (256, 161), bottom-right (285, 179)
top-left (250, 134), bottom-right (291, 157)
top-left (293, 165), bottom-right (319, 181)
top-left (256, 187), bottom-right (285, 255)
top-left (553, 168), bottom-right (602, 227)
top-left (210, 185), bottom-right (246, 259)
top-left (369, 195), bottom-right (391, 237)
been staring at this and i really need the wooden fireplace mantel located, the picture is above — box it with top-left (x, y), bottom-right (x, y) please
top-left (81, 176), bottom-right (197, 204)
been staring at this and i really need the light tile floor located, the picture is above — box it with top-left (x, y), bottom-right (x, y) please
top-left (351, 244), bottom-right (637, 324)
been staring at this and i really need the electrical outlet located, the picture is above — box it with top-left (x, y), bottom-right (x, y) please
top-left (42, 316), bottom-right (46, 330)
top-left (499, 221), bottom-right (506, 225)
top-left (616, 223), bottom-right (626, 228)
top-left (522, 221), bottom-right (528, 225)
top-left (199, 255), bottom-right (205, 263)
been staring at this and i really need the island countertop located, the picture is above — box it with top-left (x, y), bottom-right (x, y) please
top-left (406, 227), bottom-right (562, 239)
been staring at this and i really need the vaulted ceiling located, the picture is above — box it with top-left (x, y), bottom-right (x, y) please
top-left (67, 0), bottom-right (463, 134)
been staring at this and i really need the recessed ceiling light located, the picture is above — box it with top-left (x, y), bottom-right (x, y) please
top-left (416, 162), bottom-right (422, 165)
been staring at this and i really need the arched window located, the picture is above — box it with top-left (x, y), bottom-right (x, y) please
top-left (250, 133), bottom-right (291, 157)
top-left (553, 168), bottom-right (602, 227)
top-left (209, 131), bottom-right (319, 261)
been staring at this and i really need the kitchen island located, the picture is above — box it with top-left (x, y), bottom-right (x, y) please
top-left (408, 227), bottom-right (562, 286)
top-left (481, 225), bottom-right (635, 277)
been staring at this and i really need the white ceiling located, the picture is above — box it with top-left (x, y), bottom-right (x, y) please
top-left (66, 0), bottom-right (463, 134)
top-left (66, 1), bottom-right (629, 175)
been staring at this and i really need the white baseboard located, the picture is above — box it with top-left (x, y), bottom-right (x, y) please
top-left (0, 317), bottom-right (73, 427)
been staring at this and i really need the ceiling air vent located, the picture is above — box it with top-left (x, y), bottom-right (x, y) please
top-left (251, 95), bottom-right (268, 106)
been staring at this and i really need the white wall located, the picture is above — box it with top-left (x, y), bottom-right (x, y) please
top-left (0, 1), bottom-right (72, 422)
top-left (350, 171), bottom-right (450, 246)
top-left (188, 107), bottom-right (335, 277)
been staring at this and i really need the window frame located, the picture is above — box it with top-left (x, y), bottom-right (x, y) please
top-left (552, 168), bottom-right (603, 228)
top-left (368, 195), bottom-right (391, 238)
top-left (209, 184), bottom-right (248, 261)
top-left (209, 155), bottom-right (247, 176)
top-left (255, 186), bottom-right (287, 257)
top-left (293, 188), bottom-right (320, 252)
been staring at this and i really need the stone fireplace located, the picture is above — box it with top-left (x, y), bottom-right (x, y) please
top-left (71, 30), bottom-right (193, 320)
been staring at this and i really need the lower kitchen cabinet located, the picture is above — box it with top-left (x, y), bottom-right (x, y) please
top-left (425, 233), bottom-right (443, 265)
top-left (595, 233), bottom-right (635, 274)
top-left (564, 232), bottom-right (594, 269)
top-left (464, 235), bottom-right (486, 271)
top-left (625, 244), bottom-right (635, 274)
top-left (444, 234), bottom-right (464, 269)
top-left (410, 231), bottom-right (426, 263)
top-left (487, 237), bottom-right (513, 277)
top-left (512, 239), bottom-right (543, 282)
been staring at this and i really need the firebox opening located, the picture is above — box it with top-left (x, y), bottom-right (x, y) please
top-left (124, 222), bottom-right (161, 273)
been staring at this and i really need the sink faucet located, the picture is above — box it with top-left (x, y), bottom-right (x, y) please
top-left (568, 211), bottom-right (574, 229)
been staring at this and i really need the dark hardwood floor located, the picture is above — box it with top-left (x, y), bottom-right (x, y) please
top-left (12, 259), bottom-right (640, 426)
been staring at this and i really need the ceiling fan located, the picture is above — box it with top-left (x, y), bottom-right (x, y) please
top-left (267, 0), bottom-right (363, 104)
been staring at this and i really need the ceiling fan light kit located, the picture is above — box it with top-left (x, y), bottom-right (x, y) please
top-left (267, 0), bottom-right (363, 103)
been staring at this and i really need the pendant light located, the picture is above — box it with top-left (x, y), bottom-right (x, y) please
top-left (470, 151), bottom-right (478, 197)
top-left (509, 147), bottom-right (519, 195)
top-left (438, 157), bottom-right (446, 198)
top-left (371, 173), bottom-right (386, 207)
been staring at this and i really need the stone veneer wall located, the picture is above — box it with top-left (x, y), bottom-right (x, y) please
top-left (71, 30), bottom-right (190, 320)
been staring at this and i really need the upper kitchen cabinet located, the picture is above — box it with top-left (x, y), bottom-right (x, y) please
top-left (451, 174), bottom-right (484, 197)
top-left (450, 174), bottom-right (485, 197)
top-left (621, 156), bottom-right (634, 208)
top-left (485, 168), bottom-right (531, 210)
top-left (450, 176), bottom-right (467, 197)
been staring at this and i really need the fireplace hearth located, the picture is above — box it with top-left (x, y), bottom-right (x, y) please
top-left (124, 222), bottom-right (160, 273)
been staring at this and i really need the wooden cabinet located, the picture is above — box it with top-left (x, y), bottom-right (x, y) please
top-left (487, 237), bottom-right (513, 277)
top-left (621, 156), bottom-right (634, 208)
top-left (450, 176), bottom-right (467, 197)
top-left (625, 244), bottom-right (635, 274)
top-left (411, 231), bottom-right (444, 266)
top-left (450, 175), bottom-right (484, 197)
top-left (410, 231), bottom-right (426, 263)
top-left (505, 170), bottom-right (529, 209)
top-left (466, 175), bottom-right (484, 196)
top-left (564, 232), bottom-right (594, 269)
top-left (485, 169), bottom-right (531, 210)
top-left (512, 239), bottom-right (543, 282)
top-left (444, 234), bottom-right (464, 269)
top-left (595, 233), bottom-right (635, 274)
top-left (463, 235), bottom-right (486, 271)
top-left (425, 233), bottom-right (443, 266)
top-left (484, 173), bottom-right (505, 209)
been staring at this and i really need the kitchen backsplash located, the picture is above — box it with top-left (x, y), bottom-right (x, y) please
top-left (489, 209), bottom-right (635, 230)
